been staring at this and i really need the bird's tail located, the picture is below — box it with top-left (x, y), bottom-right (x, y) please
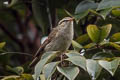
top-left (29, 57), bottom-right (40, 68)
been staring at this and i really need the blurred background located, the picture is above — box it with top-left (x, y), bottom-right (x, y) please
top-left (0, 0), bottom-right (83, 75)
top-left (0, 0), bottom-right (120, 79)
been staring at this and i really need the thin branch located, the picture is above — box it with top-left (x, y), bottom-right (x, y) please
top-left (46, 0), bottom-right (53, 31)
top-left (0, 52), bottom-right (33, 56)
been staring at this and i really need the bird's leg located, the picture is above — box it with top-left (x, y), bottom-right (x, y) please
top-left (60, 54), bottom-right (63, 66)
top-left (60, 51), bottom-right (66, 66)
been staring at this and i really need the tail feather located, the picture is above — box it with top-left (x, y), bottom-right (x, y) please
top-left (29, 57), bottom-right (40, 68)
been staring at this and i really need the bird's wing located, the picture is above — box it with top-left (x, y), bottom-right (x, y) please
top-left (34, 28), bottom-right (58, 57)
top-left (29, 28), bottom-right (58, 67)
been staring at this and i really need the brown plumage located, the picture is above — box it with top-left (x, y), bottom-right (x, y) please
top-left (29, 17), bottom-right (74, 67)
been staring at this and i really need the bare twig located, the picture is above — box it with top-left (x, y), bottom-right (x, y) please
top-left (0, 52), bottom-right (33, 56)
top-left (46, 0), bottom-right (53, 31)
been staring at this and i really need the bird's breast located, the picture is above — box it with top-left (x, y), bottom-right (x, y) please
top-left (45, 25), bottom-right (73, 52)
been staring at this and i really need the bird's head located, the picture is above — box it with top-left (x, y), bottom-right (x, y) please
top-left (58, 17), bottom-right (74, 29)
top-left (58, 17), bottom-right (73, 25)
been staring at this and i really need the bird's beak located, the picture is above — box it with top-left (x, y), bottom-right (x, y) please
top-left (69, 18), bottom-right (74, 21)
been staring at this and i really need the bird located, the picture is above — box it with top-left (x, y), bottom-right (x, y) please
top-left (29, 17), bottom-right (74, 67)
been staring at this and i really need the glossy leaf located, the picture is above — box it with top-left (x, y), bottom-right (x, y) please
top-left (43, 62), bottom-right (60, 80)
top-left (87, 59), bottom-right (102, 79)
top-left (74, 11), bottom-right (89, 22)
top-left (35, 58), bottom-right (48, 79)
top-left (57, 66), bottom-right (79, 80)
top-left (19, 74), bottom-right (34, 80)
top-left (75, 0), bottom-right (97, 14)
top-left (87, 25), bottom-right (100, 43)
top-left (109, 42), bottom-right (120, 50)
top-left (84, 43), bottom-right (96, 49)
top-left (110, 32), bottom-right (120, 42)
top-left (112, 9), bottom-right (120, 17)
top-left (6, 66), bottom-right (24, 75)
top-left (97, 0), bottom-right (120, 10)
top-left (99, 8), bottom-right (112, 19)
top-left (74, 0), bottom-right (97, 22)
top-left (65, 51), bottom-right (81, 58)
top-left (2, 74), bottom-right (34, 80)
top-left (35, 51), bottom-right (60, 79)
top-left (92, 52), bottom-right (115, 60)
top-left (100, 24), bottom-right (112, 42)
top-left (41, 51), bottom-right (60, 60)
top-left (76, 34), bottom-right (89, 44)
top-left (87, 24), bottom-right (112, 43)
top-left (99, 59), bottom-right (120, 76)
top-left (89, 9), bottom-right (112, 20)
top-left (72, 40), bottom-right (83, 51)
top-left (40, 74), bottom-right (46, 80)
top-left (99, 39), bottom-right (109, 46)
top-left (66, 56), bottom-right (86, 71)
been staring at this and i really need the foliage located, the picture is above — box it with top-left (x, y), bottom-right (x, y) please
top-left (0, 0), bottom-right (120, 80)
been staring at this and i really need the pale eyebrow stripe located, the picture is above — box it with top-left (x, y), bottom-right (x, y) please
top-left (58, 20), bottom-right (68, 25)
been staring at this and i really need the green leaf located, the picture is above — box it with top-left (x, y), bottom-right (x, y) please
top-left (40, 74), bottom-right (46, 80)
top-left (2, 74), bottom-right (34, 80)
top-left (112, 9), bottom-right (120, 17)
top-left (87, 24), bottom-right (112, 43)
top-left (66, 56), bottom-right (86, 71)
top-left (32, 0), bottom-right (50, 35)
top-left (75, 0), bottom-right (97, 14)
top-left (74, 0), bottom-right (98, 22)
top-left (99, 39), bottom-right (109, 46)
top-left (35, 51), bottom-right (60, 79)
top-left (57, 66), bottom-right (79, 80)
top-left (20, 74), bottom-right (34, 80)
top-left (92, 52), bottom-right (115, 60)
top-left (13, 66), bottom-right (24, 75)
top-left (6, 66), bottom-right (24, 75)
top-left (97, 0), bottom-right (120, 10)
top-left (65, 51), bottom-right (81, 58)
top-left (84, 43), bottom-right (96, 48)
top-left (109, 42), bottom-right (120, 50)
top-left (110, 32), bottom-right (120, 42)
top-left (100, 24), bottom-right (112, 42)
top-left (87, 59), bottom-right (102, 79)
top-left (35, 56), bottom-right (52, 79)
top-left (76, 34), bottom-right (89, 44)
top-left (99, 8), bottom-right (113, 19)
top-left (74, 11), bottom-right (89, 22)
top-left (72, 40), bottom-right (83, 51)
top-left (89, 9), bottom-right (111, 20)
top-left (43, 62), bottom-right (60, 80)
top-left (0, 42), bottom-right (6, 49)
top-left (99, 59), bottom-right (119, 76)
top-left (41, 51), bottom-right (60, 60)
top-left (87, 25), bottom-right (100, 43)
